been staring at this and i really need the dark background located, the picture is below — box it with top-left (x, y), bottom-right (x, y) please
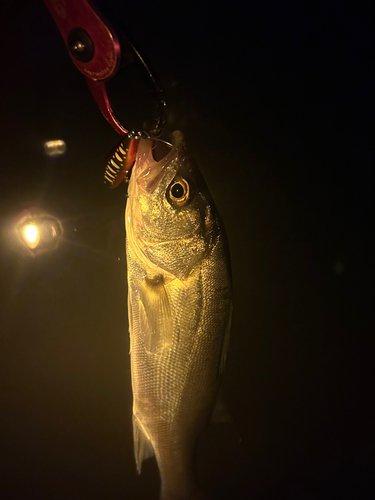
top-left (0, 1), bottom-right (373, 499)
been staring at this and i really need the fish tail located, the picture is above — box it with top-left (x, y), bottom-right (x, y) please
top-left (159, 458), bottom-right (207, 500)
top-left (160, 486), bottom-right (207, 500)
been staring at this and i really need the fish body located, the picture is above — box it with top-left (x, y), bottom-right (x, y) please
top-left (125, 131), bottom-right (232, 499)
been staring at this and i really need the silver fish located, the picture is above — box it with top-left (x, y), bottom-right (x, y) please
top-left (125, 131), bottom-right (232, 500)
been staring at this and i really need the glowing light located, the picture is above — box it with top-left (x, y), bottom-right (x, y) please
top-left (24, 224), bottom-right (38, 243)
top-left (44, 140), bottom-right (66, 157)
top-left (10, 208), bottom-right (64, 256)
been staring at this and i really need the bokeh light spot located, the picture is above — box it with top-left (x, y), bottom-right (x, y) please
top-left (44, 140), bottom-right (66, 157)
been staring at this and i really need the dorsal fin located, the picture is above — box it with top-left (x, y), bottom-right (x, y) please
top-left (210, 390), bottom-right (232, 424)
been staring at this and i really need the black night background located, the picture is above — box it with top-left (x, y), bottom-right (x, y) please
top-left (0, 1), bottom-right (373, 499)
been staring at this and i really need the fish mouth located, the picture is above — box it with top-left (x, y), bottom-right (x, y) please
top-left (135, 131), bottom-right (184, 193)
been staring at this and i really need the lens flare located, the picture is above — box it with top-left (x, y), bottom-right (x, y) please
top-left (24, 224), bottom-right (38, 243)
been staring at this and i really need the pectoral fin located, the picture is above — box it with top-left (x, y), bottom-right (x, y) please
top-left (139, 275), bottom-right (172, 353)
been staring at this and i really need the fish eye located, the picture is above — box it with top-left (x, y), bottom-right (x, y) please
top-left (166, 177), bottom-right (191, 207)
top-left (171, 183), bottom-right (184, 198)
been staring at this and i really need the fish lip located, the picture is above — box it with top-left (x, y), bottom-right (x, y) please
top-left (135, 131), bottom-right (184, 193)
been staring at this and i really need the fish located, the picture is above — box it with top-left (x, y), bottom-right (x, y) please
top-left (125, 130), bottom-right (232, 500)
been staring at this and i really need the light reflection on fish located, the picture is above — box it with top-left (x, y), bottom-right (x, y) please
top-left (125, 131), bottom-right (232, 499)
